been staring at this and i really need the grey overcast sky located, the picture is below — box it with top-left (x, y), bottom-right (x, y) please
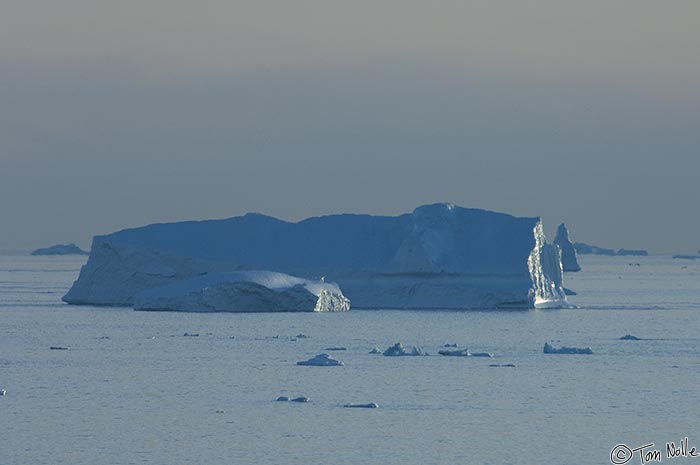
top-left (1, 1), bottom-right (698, 253)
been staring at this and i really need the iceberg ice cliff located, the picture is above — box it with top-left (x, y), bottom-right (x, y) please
top-left (63, 203), bottom-right (569, 309)
top-left (553, 224), bottom-right (581, 272)
top-left (133, 271), bottom-right (350, 312)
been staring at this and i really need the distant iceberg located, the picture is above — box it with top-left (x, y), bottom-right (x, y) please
top-left (133, 271), bottom-right (350, 313)
top-left (573, 242), bottom-right (616, 256)
top-left (63, 203), bottom-right (569, 309)
top-left (553, 224), bottom-right (581, 272)
top-left (296, 354), bottom-right (344, 366)
top-left (573, 242), bottom-right (648, 257)
top-left (32, 243), bottom-right (88, 256)
top-left (543, 342), bottom-right (593, 354)
top-left (616, 249), bottom-right (648, 257)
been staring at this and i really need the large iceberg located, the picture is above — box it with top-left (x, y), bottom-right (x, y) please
top-left (63, 203), bottom-right (569, 309)
top-left (553, 224), bottom-right (581, 272)
top-left (133, 271), bottom-right (350, 312)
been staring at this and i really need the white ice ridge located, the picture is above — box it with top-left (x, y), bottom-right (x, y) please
top-left (528, 222), bottom-right (569, 309)
top-left (553, 224), bottom-right (581, 272)
top-left (63, 203), bottom-right (570, 309)
top-left (133, 271), bottom-right (350, 313)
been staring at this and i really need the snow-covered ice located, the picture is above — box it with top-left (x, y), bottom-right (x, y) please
top-left (543, 342), bottom-right (593, 354)
top-left (553, 224), bottom-right (581, 272)
top-left (63, 203), bottom-right (569, 309)
top-left (383, 342), bottom-right (427, 356)
top-left (296, 354), bottom-right (344, 366)
top-left (133, 271), bottom-right (350, 313)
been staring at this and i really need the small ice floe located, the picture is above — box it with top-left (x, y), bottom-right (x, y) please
top-left (443, 343), bottom-right (459, 348)
top-left (50, 346), bottom-right (70, 350)
top-left (369, 347), bottom-right (381, 354)
top-left (276, 396), bottom-right (310, 403)
top-left (324, 347), bottom-right (347, 351)
top-left (96, 336), bottom-right (111, 340)
top-left (183, 333), bottom-right (199, 337)
top-left (489, 364), bottom-right (516, 368)
top-left (382, 342), bottom-right (427, 356)
top-left (296, 353), bottom-right (344, 366)
top-left (620, 334), bottom-right (642, 341)
top-left (215, 410), bottom-right (225, 414)
top-left (438, 348), bottom-right (493, 357)
top-left (543, 342), bottom-right (593, 354)
top-left (344, 402), bottom-right (379, 409)
top-left (0, 389), bottom-right (6, 396)
top-left (295, 334), bottom-right (310, 339)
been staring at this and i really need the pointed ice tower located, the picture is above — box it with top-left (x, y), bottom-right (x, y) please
top-left (553, 223), bottom-right (581, 272)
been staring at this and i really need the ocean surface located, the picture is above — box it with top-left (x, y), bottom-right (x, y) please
top-left (1, 253), bottom-right (699, 465)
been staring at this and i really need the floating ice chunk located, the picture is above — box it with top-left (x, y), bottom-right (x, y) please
top-left (620, 334), bottom-right (642, 340)
top-left (543, 342), bottom-right (593, 354)
top-left (0, 389), bottom-right (6, 396)
top-left (369, 347), bottom-right (381, 354)
top-left (438, 348), bottom-right (469, 356)
top-left (50, 346), bottom-right (69, 350)
top-left (489, 364), bottom-right (516, 367)
top-left (469, 352), bottom-right (494, 358)
top-left (183, 333), bottom-right (199, 337)
top-left (276, 396), bottom-right (290, 402)
top-left (291, 397), bottom-right (310, 403)
top-left (324, 347), bottom-right (347, 351)
top-left (296, 353), bottom-right (344, 366)
top-left (382, 342), bottom-right (427, 356)
top-left (295, 334), bottom-right (310, 339)
top-left (443, 343), bottom-right (459, 348)
top-left (344, 403), bottom-right (379, 409)
top-left (437, 349), bottom-right (493, 357)
top-left (134, 271), bottom-right (350, 313)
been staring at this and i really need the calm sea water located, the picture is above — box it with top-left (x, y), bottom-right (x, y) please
top-left (1, 253), bottom-right (699, 465)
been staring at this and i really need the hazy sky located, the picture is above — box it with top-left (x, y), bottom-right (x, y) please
top-left (2, 1), bottom-right (698, 253)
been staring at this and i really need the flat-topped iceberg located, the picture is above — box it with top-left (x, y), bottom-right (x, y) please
top-left (63, 203), bottom-right (569, 309)
top-left (553, 224), bottom-right (580, 272)
top-left (543, 342), bottom-right (593, 354)
top-left (32, 243), bottom-right (89, 256)
top-left (133, 271), bottom-right (350, 312)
